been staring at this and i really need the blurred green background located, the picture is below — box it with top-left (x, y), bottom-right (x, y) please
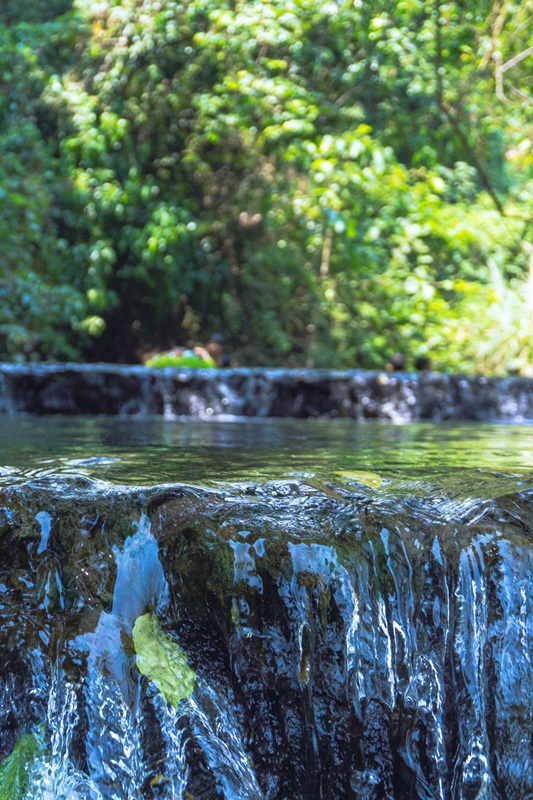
top-left (1, 0), bottom-right (532, 373)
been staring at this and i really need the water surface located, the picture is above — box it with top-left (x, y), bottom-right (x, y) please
top-left (1, 417), bottom-right (533, 490)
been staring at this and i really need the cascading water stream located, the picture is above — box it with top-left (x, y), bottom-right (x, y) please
top-left (2, 510), bottom-right (265, 800)
top-left (1, 418), bottom-right (533, 799)
top-left (2, 364), bottom-right (533, 421)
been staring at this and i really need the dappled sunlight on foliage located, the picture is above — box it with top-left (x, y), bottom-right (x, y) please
top-left (429, 251), bottom-right (533, 375)
top-left (0, 0), bottom-right (532, 370)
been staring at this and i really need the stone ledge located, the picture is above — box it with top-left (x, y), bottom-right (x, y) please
top-left (0, 364), bottom-right (532, 421)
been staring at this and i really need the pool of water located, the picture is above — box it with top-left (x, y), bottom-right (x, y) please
top-left (2, 416), bottom-right (533, 499)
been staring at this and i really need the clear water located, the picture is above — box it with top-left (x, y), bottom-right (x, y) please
top-left (2, 416), bottom-right (533, 490)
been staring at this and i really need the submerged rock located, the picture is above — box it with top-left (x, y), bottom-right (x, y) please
top-left (0, 475), bottom-right (532, 798)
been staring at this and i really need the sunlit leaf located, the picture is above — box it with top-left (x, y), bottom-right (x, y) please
top-left (334, 470), bottom-right (383, 487)
top-left (132, 613), bottom-right (196, 708)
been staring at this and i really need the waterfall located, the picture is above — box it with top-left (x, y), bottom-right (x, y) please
top-left (0, 474), bottom-right (533, 798)
top-left (2, 364), bottom-right (533, 421)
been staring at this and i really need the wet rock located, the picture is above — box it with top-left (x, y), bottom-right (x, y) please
top-left (0, 478), bottom-right (533, 797)
top-left (1, 364), bottom-right (533, 420)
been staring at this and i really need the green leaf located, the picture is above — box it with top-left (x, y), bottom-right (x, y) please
top-left (132, 613), bottom-right (196, 708)
top-left (0, 726), bottom-right (46, 800)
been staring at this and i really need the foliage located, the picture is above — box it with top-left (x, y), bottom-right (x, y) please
top-left (0, 726), bottom-right (46, 799)
top-left (146, 351), bottom-right (215, 368)
top-left (429, 254), bottom-right (533, 375)
top-left (132, 612), bottom-right (196, 707)
top-left (1, 0), bottom-right (533, 371)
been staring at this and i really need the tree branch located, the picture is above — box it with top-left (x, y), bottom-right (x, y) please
top-left (435, 0), bottom-right (443, 109)
top-left (440, 101), bottom-right (505, 215)
top-left (479, 0), bottom-right (510, 72)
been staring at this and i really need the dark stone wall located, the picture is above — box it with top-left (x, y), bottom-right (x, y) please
top-left (1, 364), bottom-right (532, 421)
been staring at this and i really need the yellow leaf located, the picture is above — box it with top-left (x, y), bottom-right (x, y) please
top-left (132, 614), bottom-right (196, 708)
top-left (334, 470), bottom-right (383, 488)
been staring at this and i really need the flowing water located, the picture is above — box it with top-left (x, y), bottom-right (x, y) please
top-left (1, 417), bottom-right (533, 799)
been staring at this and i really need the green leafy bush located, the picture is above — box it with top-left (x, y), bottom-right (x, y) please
top-left (1, 0), bottom-right (532, 372)
top-left (146, 351), bottom-right (215, 368)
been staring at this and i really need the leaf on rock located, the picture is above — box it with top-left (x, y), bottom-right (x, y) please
top-left (0, 726), bottom-right (46, 800)
top-left (132, 613), bottom-right (196, 708)
top-left (334, 470), bottom-right (383, 487)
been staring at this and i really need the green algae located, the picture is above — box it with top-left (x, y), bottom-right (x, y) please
top-left (132, 613), bottom-right (196, 708)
